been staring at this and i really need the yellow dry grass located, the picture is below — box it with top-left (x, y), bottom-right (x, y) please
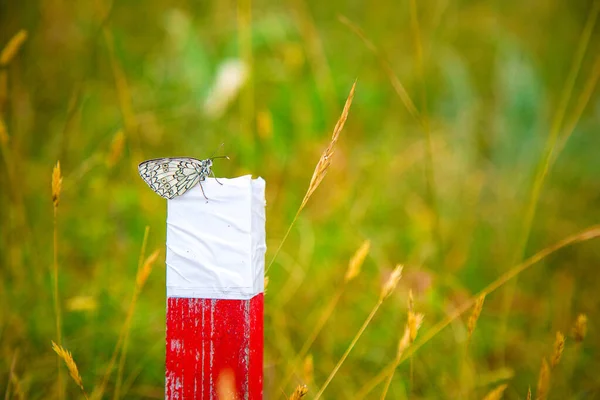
top-left (551, 332), bottom-right (565, 369)
top-left (0, 30), bottom-right (28, 66)
top-left (536, 357), bottom-right (550, 400)
top-left (482, 383), bottom-right (508, 400)
top-left (51, 341), bottom-right (89, 399)
top-left (290, 384), bottom-right (308, 400)
top-left (267, 82), bottom-right (356, 273)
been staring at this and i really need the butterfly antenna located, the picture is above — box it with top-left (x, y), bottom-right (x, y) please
top-left (209, 142), bottom-right (225, 159)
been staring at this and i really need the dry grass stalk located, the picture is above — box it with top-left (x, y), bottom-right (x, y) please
top-left (114, 247), bottom-right (160, 399)
top-left (91, 229), bottom-right (153, 400)
top-left (0, 30), bottom-right (28, 66)
top-left (380, 310), bottom-right (423, 400)
top-left (314, 264), bottom-right (402, 400)
top-left (468, 294), bottom-right (486, 339)
top-left (279, 239), bottom-right (368, 391)
top-left (482, 383), bottom-right (508, 400)
top-left (216, 368), bottom-right (238, 400)
top-left (136, 249), bottom-right (160, 289)
top-left (536, 357), bottom-right (550, 400)
top-left (266, 82), bottom-right (357, 274)
top-left (408, 312), bottom-right (424, 345)
top-left (264, 276), bottom-right (269, 294)
top-left (355, 225), bottom-right (600, 399)
top-left (398, 313), bottom-right (424, 358)
top-left (299, 81), bottom-right (356, 211)
top-left (7, 351), bottom-right (25, 400)
top-left (0, 116), bottom-right (8, 144)
top-left (551, 331), bottom-right (565, 369)
top-left (106, 130), bottom-right (125, 167)
top-left (51, 160), bottom-right (64, 400)
top-left (345, 239), bottom-right (370, 282)
top-left (380, 265), bottom-right (403, 299)
top-left (290, 385), bottom-right (308, 400)
top-left (526, 386), bottom-right (532, 400)
top-left (51, 341), bottom-right (89, 399)
top-left (303, 354), bottom-right (314, 386)
top-left (52, 161), bottom-right (63, 209)
top-left (573, 313), bottom-right (587, 343)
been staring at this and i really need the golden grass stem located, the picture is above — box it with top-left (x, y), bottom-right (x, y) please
top-left (51, 161), bottom-right (64, 400)
top-left (91, 227), bottom-right (152, 400)
top-left (355, 225), bottom-right (600, 398)
top-left (501, 0), bottom-right (600, 361)
top-left (280, 287), bottom-right (343, 389)
top-left (380, 301), bottom-right (423, 399)
top-left (555, 52), bottom-right (600, 158)
top-left (266, 82), bottom-right (356, 274)
top-left (314, 265), bottom-right (402, 400)
top-left (315, 297), bottom-right (384, 400)
top-left (113, 246), bottom-right (158, 400)
top-left (280, 239), bottom-right (369, 391)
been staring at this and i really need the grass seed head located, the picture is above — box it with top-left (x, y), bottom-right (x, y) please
top-left (536, 357), bottom-right (550, 400)
top-left (526, 386), bottom-right (531, 400)
top-left (106, 130), bottom-right (125, 167)
top-left (299, 82), bottom-right (356, 212)
top-left (0, 30), bottom-right (28, 66)
top-left (136, 249), bottom-right (160, 289)
top-left (51, 341), bottom-right (86, 395)
top-left (551, 331), bottom-right (565, 368)
top-left (303, 354), bottom-right (314, 386)
top-left (344, 239), bottom-right (370, 282)
top-left (408, 311), bottom-right (424, 343)
top-left (0, 116), bottom-right (8, 144)
top-left (573, 313), bottom-right (587, 343)
top-left (52, 161), bottom-right (62, 208)
top-left (290, 384), bottom-right (308, 400)
top-left (482, 383), bottom-right (508, 400)
top-left (381, 264), bottom-right (403, 299)
top-left (467, 294), bottom-right (485, 339)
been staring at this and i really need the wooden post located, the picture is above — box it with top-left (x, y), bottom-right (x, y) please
top-left (164, 176), bottom-right (265, 399)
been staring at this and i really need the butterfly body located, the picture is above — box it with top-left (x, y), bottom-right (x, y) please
top-left (138, 157), bottom-right (214, 199)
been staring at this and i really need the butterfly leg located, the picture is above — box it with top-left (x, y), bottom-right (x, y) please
top-left (211, 170), bottom-right (224, 185)
top-left (199, 181), bottom-right (208, 200)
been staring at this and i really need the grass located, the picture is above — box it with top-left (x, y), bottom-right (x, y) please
top-left (1, 0), bottom-right (600, 398)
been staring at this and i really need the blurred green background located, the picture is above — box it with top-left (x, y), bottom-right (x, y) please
top-left (1, 0), bottom-right (599, 398)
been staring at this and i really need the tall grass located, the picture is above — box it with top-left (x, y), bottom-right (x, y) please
top-left (1, 1), bottom-right (599, 398)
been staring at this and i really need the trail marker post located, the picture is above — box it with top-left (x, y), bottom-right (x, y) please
top-left (164, 176), bottom-right (265, 399)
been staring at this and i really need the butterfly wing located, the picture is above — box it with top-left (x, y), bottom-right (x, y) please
top-left (138, 158), bottom-right (202, 199)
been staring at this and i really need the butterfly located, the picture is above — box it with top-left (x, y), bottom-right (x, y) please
top-left (138, 156), bottom-right (229, 200)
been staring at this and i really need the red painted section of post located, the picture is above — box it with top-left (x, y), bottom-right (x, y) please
top-left (166, 293), bottom-right (264, 399)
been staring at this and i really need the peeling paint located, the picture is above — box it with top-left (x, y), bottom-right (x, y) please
top-left (165, 295), bottom-right (263, 399)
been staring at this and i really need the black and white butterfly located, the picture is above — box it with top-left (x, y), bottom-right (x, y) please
top-left (138, 156), bottom-right (228, 200)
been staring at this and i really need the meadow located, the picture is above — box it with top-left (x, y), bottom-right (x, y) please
top-left (1, 0), bottom-right (599, 398)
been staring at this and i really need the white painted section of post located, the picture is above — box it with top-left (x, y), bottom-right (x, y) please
top-left (165, 175), bottom-right (266, 299)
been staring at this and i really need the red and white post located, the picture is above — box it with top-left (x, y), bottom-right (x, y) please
top-left (164, 176), bottom-right (265, 399)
